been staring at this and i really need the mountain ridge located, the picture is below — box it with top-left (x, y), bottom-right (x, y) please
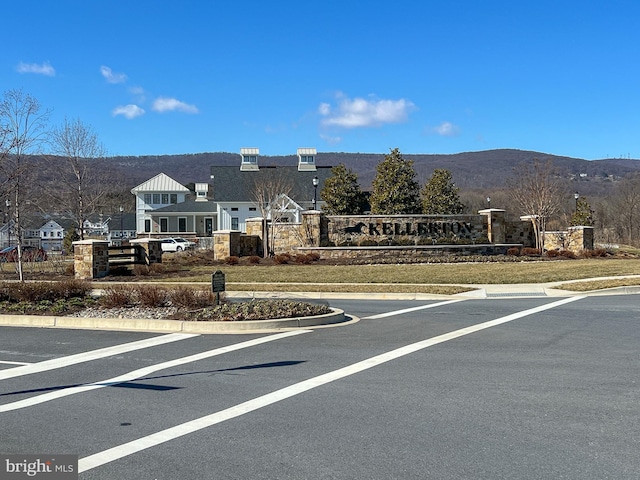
top-left (105, 148), bottom-right (640, 198)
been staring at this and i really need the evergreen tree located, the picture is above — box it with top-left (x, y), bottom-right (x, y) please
top-left (421, 168), bottom-right (465, 214)
top-left (369, 148), bottom-right (421, 214)
top-left (320, 164), bottom-right (367, 214)
top-left (570, 196), bottom-right (594, 226)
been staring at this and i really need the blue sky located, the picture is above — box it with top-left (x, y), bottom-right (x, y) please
top-left (3, 0), bottom-right (640, 160)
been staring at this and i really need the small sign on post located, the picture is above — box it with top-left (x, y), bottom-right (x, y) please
top-left (211, 270), bottom-right (225, 305)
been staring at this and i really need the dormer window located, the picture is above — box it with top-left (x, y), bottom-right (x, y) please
top-left (240, 147), bottom-right (260, 171)
top-left (297, 147), bottom-right (317, 171)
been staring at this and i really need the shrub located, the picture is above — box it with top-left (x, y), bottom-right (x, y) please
top-left (294, 254), bottom-right (312, 264)
top-left (581, 248), bottom-right (608, 258)
top-left (558, 249), bottom-right (577, 259)
top-left (545, 249), bottom-right (561, 258)
top-left (273, 254), bottom-right (290, 265)
top-left (53, 279), bottom-right (92, 299)
top-left (168, 287), bottom-right (216, 308)
top-left (307, 252), bottom-right (321, 261)
top-left (507, 247), bottom-right (521, 256)
top-left (99, 285), bottom-right (131, 308)
top-left (521, 247), bottom-right (541, 256)
top-left (135, 285), bottom-right (168, 307)
top-left (248, 255), bottom-right (261, 264)
top-left (0, 280), bottom-right (90, 303)
top-left (224, 256), bottom-right (239, 265)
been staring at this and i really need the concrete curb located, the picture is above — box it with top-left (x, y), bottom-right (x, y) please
top-left (0, 308), bottom-right (349, 334)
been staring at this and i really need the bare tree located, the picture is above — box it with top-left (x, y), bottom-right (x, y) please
top-left (47, 117), bottom-right (108, 239)
top-left (508, 160), bottom-right (565, 250)
top-left (610, 173), bottom-right (640, 246)
top-left (250, 170), bottom-right (293, 257)
top-left (0, 89), bottom-right (50, 281)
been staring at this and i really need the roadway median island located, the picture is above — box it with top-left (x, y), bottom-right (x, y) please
top-left (0, 307), bottom-right (349, 334)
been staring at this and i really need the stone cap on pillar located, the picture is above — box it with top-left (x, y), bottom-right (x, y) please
top-left (72, 239), bottom-right (108, 245)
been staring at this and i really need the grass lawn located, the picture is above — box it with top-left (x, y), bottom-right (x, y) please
top-left (152, 258), bottom-right (640, 293)
top-left (3, 255), bottom-right (640, 295)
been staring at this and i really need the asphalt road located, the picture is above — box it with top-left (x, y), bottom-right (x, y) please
top-left (0, 295), bottom-right (639, 479)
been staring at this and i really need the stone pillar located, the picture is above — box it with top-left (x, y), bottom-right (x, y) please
top-left (479, 209), bottom-right (506, 243)
top-left (129, 238), bottom-right (163, 264)
top-left (73, 240), bottom-right (109, 280)
top-left (213, 230), bottom-right (241, 259)
top-left (567, 226), bottom-right (594, 251)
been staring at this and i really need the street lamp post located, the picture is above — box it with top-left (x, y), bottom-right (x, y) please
top-left (574, 192), bottom-right (579, 213)
top-left (119, 206), bottom-right (124, 246)
top-left (487, 196), bottom-right (491, 208)
top-left (312, 176), bottom-right (319, 209)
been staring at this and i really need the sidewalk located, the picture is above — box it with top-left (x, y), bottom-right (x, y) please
top-left (223, 275), bottom-right (640, 300)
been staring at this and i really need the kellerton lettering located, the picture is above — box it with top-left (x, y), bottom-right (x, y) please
top-left (359, 221), bottom-right (473, 237)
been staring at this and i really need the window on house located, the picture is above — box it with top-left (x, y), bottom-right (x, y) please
top-left (144, 194), bottom-right (152, 204)
top-left (231, 217), bottom-right (239, 230)
top-left (153, 194), bottom-right (161, 204)
top-left (178, 217), bottom-right (187, 232)
top-left (243, 155), bottom-right (257, 164)
top-left (300, 155), bottom-right (315, 164)
top-left (249, 207), bottom-right (257, 212)
top-left (144, 219), bottom-right (151, 233)
top-left (231, 207), bottom-right (238, 211)
top-left (162, 194), bottom-right (169, 204)
top-left (170, 194), bottom-right (177, 204)
top-left (160, 218), bottom-right (168, 232)
top-left (58, 232), bottom-right (62, 237)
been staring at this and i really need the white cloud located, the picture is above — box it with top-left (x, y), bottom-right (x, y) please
top-left (152, 97), bottom-right (199, 114)
top-left (319, 94), bottom-right (415, 128)
top-left (112, 104), bottom-right (145, 119)
top-left (318, 103), bottom-right (331, 116)
top-left (16, 61), bottom-right (55, 76)
top-left (433, 121), bottom-right (460, 137)
top-left (100, 65), bottom-right (127, 84)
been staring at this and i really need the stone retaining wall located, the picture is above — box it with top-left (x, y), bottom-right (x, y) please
top-left (222, 211), bottom-right (593, 259)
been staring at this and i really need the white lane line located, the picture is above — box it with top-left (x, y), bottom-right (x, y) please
top-left (0, 333), bottom-right (200, 381)
top-left (0, 330), bottom-right (310, 413)
top-left (363, 299), bottom-right (464, 319)
top-left (0, 361), bottom-right (31, 366)
top-left (79, 295), bottom-right (585, 473)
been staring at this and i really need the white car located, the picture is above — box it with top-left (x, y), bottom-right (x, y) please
top-left (160, 237), bottom-right (195, 252)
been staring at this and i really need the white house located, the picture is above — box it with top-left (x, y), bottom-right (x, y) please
top-left (130, 148), bottom-right (331, 238)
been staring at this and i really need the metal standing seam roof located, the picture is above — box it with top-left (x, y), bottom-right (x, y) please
top-left (131, 173), bottom-right (191, 193)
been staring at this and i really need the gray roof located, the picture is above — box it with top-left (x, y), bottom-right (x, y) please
top-left (152, 200), bottom-right (217, 214)
top-left (208, 165), bottom-right (333, 202)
